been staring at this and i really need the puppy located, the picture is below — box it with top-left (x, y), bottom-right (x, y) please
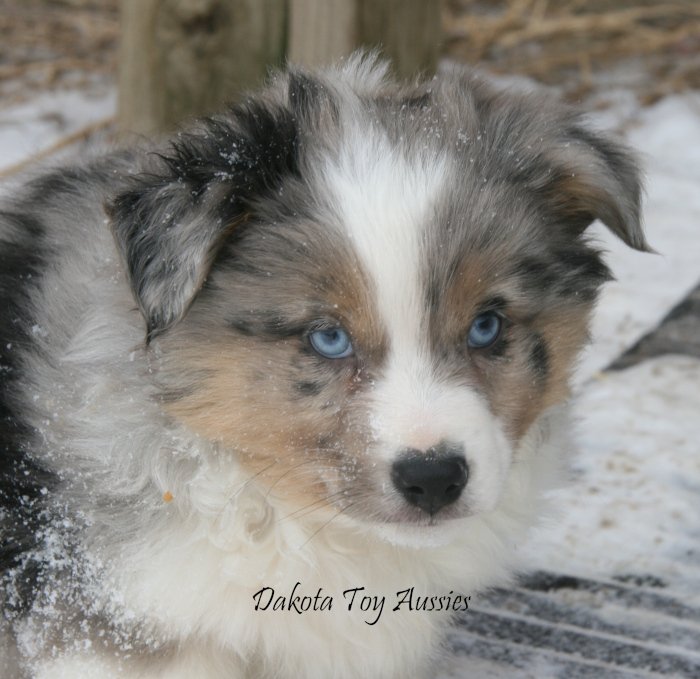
top-left (0, 55), bottom-right (646, 678)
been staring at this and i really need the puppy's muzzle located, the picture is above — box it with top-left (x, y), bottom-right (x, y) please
top-left (391, 443), bottom-right (468, 515)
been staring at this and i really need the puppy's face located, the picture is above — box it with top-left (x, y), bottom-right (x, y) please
top-left (111, 62), bottom-right (646, 530)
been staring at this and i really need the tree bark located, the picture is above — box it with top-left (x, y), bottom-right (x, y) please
top-left (358, 0), bottom-right (443, 81)
top-left (288, 0), bottom-right (358, 68)
top-left (118, 0), bottom-right (286, 136)
top-left (288, 0), bottom-right (443, 79)
top-left (119, 0), bottom-right (443, 135)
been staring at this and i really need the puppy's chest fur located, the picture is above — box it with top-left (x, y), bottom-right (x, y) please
top-left (0, 56), bottom-right (646, 679)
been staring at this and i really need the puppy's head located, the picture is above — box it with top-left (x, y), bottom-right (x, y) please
top-left (110, 57), bottom-right (646, 530)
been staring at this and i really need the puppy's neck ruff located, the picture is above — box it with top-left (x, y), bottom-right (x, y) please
top-left (90, 401), bottom-right (568, 679)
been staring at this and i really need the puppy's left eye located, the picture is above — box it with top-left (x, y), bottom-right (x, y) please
top-left (467, 312), bottom-right (502, 348)
top-left (309, 328), bottom-right (354, 359)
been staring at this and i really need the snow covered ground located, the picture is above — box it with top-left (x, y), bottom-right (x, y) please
top-left (0, 85), bottom-right (115, 176)
top-left (527, 356), bottom-right (700, 590)
top-left (1, 80), bottom-right (699, 675)
top-left (522, 91), bottom-right (700, 598)
top-left (579, 91), bottom-right (700, 380)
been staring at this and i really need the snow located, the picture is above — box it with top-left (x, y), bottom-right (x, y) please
top-left (523, 356), bottom-right (700, 600)
top-left (0, 87), bottom-right (115, 175)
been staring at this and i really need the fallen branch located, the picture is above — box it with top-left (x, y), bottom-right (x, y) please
top-left (497, 5), bottom-right (700, 48)
top-left (0, 118), bottom-right (114, 179)
top-left (446, 1), bottom-right (700, 61)
top-left (495, 24), bottom-right (700, 76)
top-left (0, 59), bottom-right (105, 81)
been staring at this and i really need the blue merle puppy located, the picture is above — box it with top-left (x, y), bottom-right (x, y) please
top-left (0, 55), bottom-right (646, 679)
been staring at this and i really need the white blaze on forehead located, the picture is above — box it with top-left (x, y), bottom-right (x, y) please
top-left (321, 127), bottom-right (513, 512)
top-left (322, 128), bottom-right (448, 352)
top-left (322, 128), bottom-right (455, 450)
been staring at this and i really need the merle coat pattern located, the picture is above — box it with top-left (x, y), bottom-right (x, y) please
top-left (0, 56), bottom-right (646, 679)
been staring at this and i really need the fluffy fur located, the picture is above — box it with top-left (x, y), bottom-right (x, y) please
top-left (0, 55), bottom-right (647, 679)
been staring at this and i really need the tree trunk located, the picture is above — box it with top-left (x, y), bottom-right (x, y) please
top-left (118, 0), bottom-right (286, 136)
top-left (119, 0), bottom-right (443, 135)
top-left (288, 0), bottom-right (358, 68)
top-left (358, 0), bottom-right (443, 81)
top-left (288, 0), bottom-right (443, 79)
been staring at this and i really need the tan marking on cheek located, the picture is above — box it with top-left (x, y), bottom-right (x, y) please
top-left (152, 220), bottom-right (391, 511)
top-left (160, 334), bottom-right (372, 513)
top-left (436, 258), bottom-right (593, 443)
top-left (539, 308), bottom-right (591, 400)
top-left (498, 306), bottom-right (592, 441)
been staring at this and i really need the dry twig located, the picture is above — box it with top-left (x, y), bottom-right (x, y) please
top-left (0, 118), bottom-right (114, 179)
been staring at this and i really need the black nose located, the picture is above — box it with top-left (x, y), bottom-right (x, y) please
top-left (391, 443), bottom-right (468, 516)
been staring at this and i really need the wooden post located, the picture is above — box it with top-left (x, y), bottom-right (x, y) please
top-left (288, 0), bottom-right (358, 68)
top-left (358, 0), bottom-right (443, 81)
top-left (118, 0), bottom-right (286, 136)
top-left (288, 0), bottom-right (443, 79)
top-left (119, 0), bottom-right (443, 135)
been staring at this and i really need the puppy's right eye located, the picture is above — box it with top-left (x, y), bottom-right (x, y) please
top-left (309, 328), bottom-right (354, 359)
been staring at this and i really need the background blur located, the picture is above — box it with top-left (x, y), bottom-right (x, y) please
top-left (1, 0), bottom-right (699, 134)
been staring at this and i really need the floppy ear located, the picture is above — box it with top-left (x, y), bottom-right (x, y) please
top-left (109, 101), bottom-right (300, 340)
top-left (531, 121), bottom-right (649, 252)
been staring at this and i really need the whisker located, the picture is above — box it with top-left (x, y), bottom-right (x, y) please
top-left (274, 489), bottom-right (351, 525)
top-left (264, 459), bottom-right (341, 498)
top-left (217, 449), bottom-right (337, 512)
top-left (216, 457), bottom-right (281, 521)
top-left (268, 473), bottom-right (336, 496)
top-left (297, 504), bottom-right (353, 550)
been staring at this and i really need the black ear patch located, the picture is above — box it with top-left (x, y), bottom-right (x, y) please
top-left (109, 101), bottom-right (300, 340)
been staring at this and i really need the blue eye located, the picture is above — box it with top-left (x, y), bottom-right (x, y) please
top-left (467, 312), bottom-right (502, 348)
top-left (309, 328), bottom-right (354, 359)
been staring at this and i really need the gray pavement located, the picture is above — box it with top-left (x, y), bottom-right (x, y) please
top-left (611, 280), bottom-right (700, 369)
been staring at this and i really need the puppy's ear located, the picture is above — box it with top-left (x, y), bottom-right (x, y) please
top-left (109, 102), bottom-right (299, 340)
top-left (534, 122), bottom-right (650, 252)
